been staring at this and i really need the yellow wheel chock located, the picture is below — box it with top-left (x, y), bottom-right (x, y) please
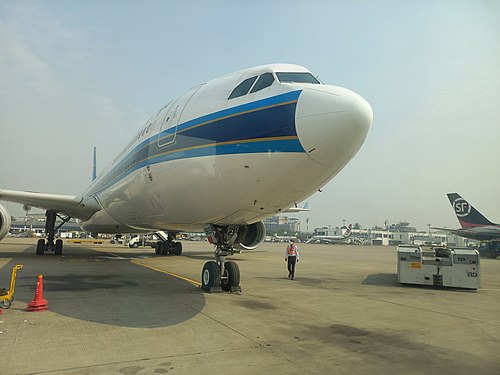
top-left (0, 264), bottom-right (23, 309)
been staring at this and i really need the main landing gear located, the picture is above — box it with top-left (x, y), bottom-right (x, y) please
top-left (36, 210), bottom-right (70, 256)
top-left (202, 225), bottom-right (241, 293)
top-left (154, 231), bottom-right (182, 256)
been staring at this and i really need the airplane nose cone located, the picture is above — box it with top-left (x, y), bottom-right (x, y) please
top-left (295, 86), bottom-right (373, 167)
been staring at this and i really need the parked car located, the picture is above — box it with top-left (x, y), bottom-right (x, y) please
top-left (110, 236), bottom-right (124, 245)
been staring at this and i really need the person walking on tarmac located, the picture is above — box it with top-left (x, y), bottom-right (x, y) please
top-left (285, 239), bottom-right (299, 280)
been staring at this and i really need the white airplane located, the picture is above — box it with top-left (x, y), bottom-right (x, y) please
top-left (306, 224), bottom-right (353, 244)
top-left (0, 63), bottom-right (373, 292)
top-left (270, 234), bottom-right (298, 243)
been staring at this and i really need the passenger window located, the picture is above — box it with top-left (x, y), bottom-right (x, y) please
top-left (228, 76), bottom-right (258, 99)
top-left (250, 73), bottom-right (274, 93)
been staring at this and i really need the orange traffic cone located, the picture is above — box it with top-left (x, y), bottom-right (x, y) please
top-left (26, 274), bottom-right (48, 312)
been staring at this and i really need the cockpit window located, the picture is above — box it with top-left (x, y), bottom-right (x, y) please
top-left (250, 73), bottom-right (275, 93)
top-left (228, 76), bottom-right (258, 99)
top-left (276, 72), bottom-right (320, 84)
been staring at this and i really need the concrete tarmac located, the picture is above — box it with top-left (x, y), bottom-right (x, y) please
top-left (0, 238), bottom-right (499, 374)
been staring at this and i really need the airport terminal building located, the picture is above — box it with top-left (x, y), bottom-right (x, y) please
top-left (355, 229), bottom-right (474, 247)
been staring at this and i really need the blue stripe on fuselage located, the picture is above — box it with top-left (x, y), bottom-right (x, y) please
top-left (133, 138), bottom-right (304, 172)
top-left (88, 90), bottom-right (303, 195)
top-left (174, 89), bottom-right (301, 135)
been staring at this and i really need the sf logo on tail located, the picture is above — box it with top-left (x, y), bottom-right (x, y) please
top-left (453, 198), bottom-right (471, 217)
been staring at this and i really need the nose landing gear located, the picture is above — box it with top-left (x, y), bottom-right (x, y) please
top-left (202, 225), bottom-right (241, 293)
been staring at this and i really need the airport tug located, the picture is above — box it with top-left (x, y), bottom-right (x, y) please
top-left (397, 245), bottom-right (480, 289)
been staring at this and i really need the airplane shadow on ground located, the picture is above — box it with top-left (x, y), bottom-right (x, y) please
top-left (0, 245), bottom-right (206, 328)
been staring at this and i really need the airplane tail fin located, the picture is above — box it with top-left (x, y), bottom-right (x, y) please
top-left (447, 193), bottom-right (494, 228)
top-left (344, 224), bottom-right (352, 237)
top-left (92, 146), bottom-right (97, 182)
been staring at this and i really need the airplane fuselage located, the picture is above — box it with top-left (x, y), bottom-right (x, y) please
top-left (79, 64), bottom-right (373, 234)
top-left (451, 226), bottom-right (500, 241)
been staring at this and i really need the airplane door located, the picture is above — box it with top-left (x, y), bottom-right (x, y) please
top-left (157, 85), bottom-right (202, 148)
top-left (157, 99), bottom-right (180, 148)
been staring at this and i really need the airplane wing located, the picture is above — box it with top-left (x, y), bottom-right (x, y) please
top-left (0, 189), bottom-right (100, 220)
top-left (431, 226), bottom-right (454, 232)
top-left (430, 226), bottom-right (462, 235)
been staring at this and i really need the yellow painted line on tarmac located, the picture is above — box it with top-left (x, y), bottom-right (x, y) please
top-left (130, 259), bottom-right (202, 287)
top-left (96, 249), bottom-right (202, 287)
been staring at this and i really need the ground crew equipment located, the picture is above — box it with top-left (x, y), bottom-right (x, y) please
top-left (397, 245), bottom-right (480, 290)
top-left (0, 264), bottom-right (23, 309)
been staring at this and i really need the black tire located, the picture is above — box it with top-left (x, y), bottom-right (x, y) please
top-left (132, 243), bottom-right (139, 248)
top-left (201, 261), bottom-right (221, 291)
top-left (154, 242), bottom-right (161, 255)
top-left (484, 252), bottom-right (494, 259)
top-left (1, 298), bottom-right (12, 309)
top-left (174, 242), bottom-right (182, 255)
top-left (221, 261), bottom-right (240, 292)
top-left (36, 239), bottom-right (45, 255)
top-left (161, 242), bottom-right (169, 256)
top-left (55, 239), bottom-right (63, 255)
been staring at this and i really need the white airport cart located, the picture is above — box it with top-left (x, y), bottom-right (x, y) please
top-left (397, 245), bottom-right (480, 289)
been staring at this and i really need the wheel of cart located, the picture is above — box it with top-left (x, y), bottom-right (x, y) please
top-left (1, 298), bottom-right (13, 309)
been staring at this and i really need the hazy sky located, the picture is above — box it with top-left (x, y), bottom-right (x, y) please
top-left (1, 0), bottom-right (499, 232)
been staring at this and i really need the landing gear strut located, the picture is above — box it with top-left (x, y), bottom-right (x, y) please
top-left (36, 210), bottom-right (70, 256)
top-left (154, 231), bottom-right (182, 256)
top-left (202, 225), bottom-right (241, 293)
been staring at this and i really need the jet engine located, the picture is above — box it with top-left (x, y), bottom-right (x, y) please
top-left (0, 204), bottom-right (12, 241)
top-left (234, 221), bottom-right (266, 250)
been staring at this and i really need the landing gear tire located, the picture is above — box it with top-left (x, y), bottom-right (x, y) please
top-left (154, 242), bottom-right (161, 255)
top-left (162, 243), bottom-right (169, 256)
top-left (157, 241), bottom-right (169, 256)
top-left (55, 239), bottom-right (63, 255)
top-left (174, 242), bottom-right (182, 255)
top-left (221, 261), bottom-right (240, 292)
top-left (157, 242), bottom-right (165, 255)
top-left (36, 239), bottom-right (45, 255)
top-left (202, 261), bottom-right (221, 292)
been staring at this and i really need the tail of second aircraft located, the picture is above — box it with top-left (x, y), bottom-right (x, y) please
top-left (447, 193), bottom-right (495, 228)
top-left (344, 224), bottom-right (352, 237)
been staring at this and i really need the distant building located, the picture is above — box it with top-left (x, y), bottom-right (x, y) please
top-left (349, 229), bottom-right (475, 247)
top-left (263, 216), bottom-right (301, 235)
top-left (388, 222), bottom-right (416, 232)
